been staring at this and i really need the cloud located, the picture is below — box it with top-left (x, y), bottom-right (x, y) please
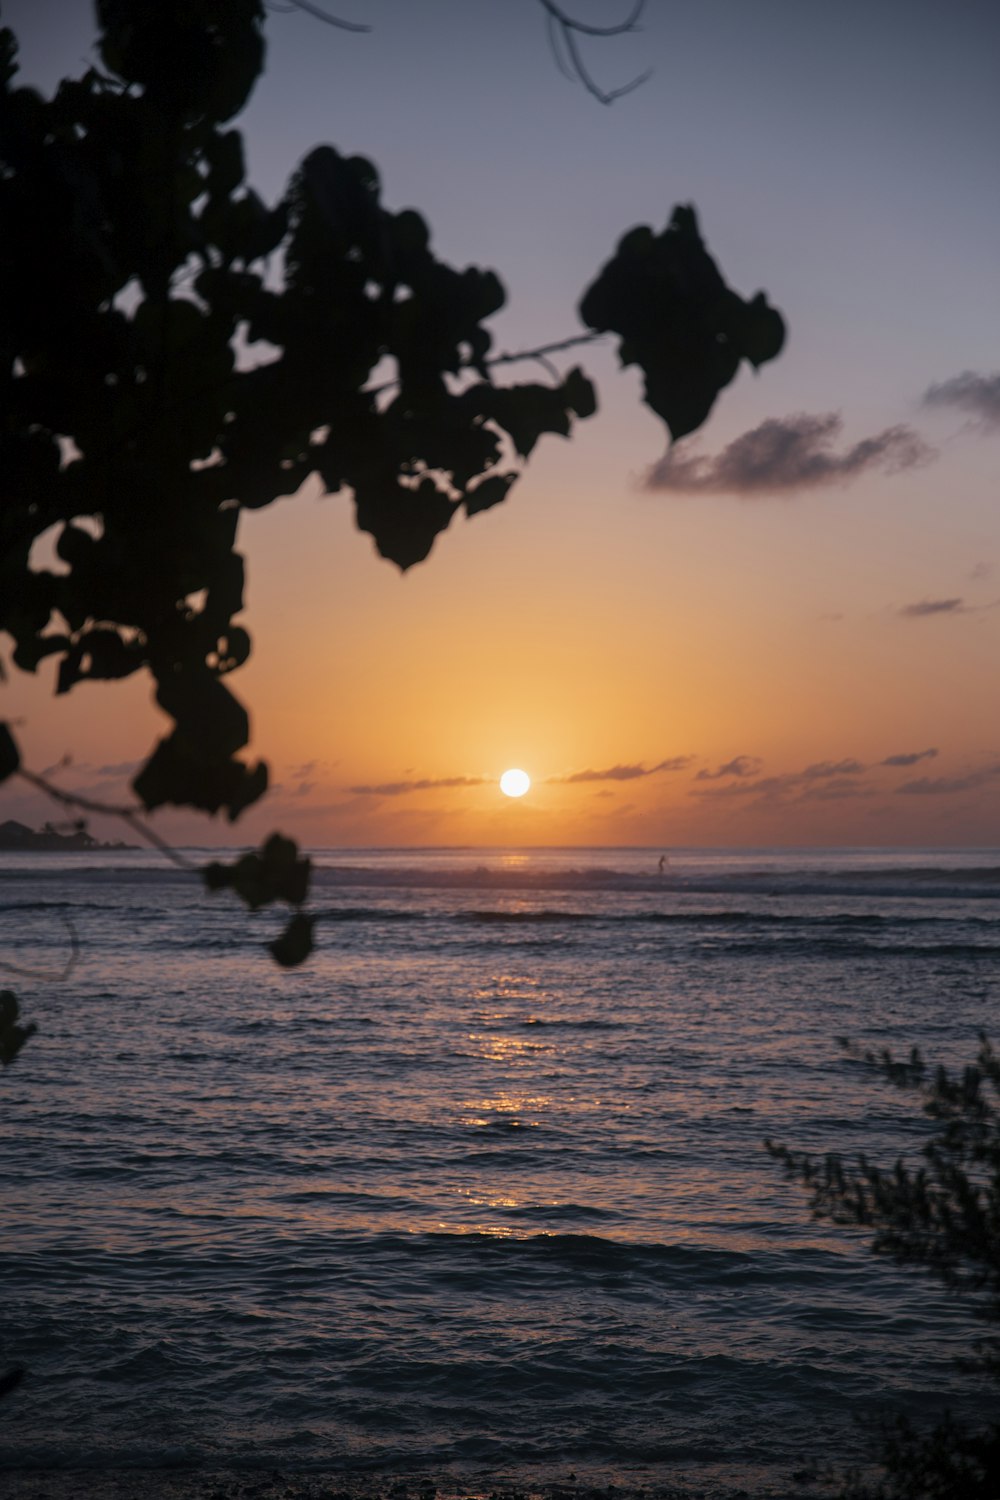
top-left (897, 764), bottom-right (1000, 797)
top-left (881, 748), bottom-right (938, 768)
top-left (551, 757), bottom-right (692, 785)
top-left (645, 413), bottom-right (933, 495)
top-left (923, 371), bottom-right (1000, 431)
top-left (695, 755), bottom-right (762, 782)
top-left (805, 778), bottom-right (875, 802)
top-left (348, 775), bottom-right (489, 796)
top-left (898, 598), bottom-right (967, 618)
top-left (693, 757), bottom-right (871, 806)
top-left (801, 758), bottom-right (865, 779)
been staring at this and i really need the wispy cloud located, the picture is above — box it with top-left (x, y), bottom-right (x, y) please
top-left (693, 757), bottom-right (870, 805)
top-left (801, 758), bottom-right (865, 779)
top-left (898, 598), bottom-right (968, 618)
top-left (693, 771), bottom-right (872, 805)
top-left (897, 764), bottom-right (1000, 797)
top-left (551, 757), bottom-right (692, 784)
top-left (645, 413), bottom-right (933, 496)
top-left (695, 755), bottom-right (762, 782)
top-left (923, 371), bottom-right (1000, 432)
top-left (881, 748), bottom-right (938, 768)
top-left (349, 775), bottom-right (489, 796)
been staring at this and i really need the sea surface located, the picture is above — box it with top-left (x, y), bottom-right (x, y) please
top-left (1, 845), bottom-right (997, 1497)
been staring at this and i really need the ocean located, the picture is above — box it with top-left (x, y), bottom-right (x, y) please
top-left (1, 845), bottom-right (997, 1498)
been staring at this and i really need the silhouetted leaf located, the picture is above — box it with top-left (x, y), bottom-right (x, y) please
top-left (11, 634), bottom-right (69, 673)
top-left (580, 204), bottom-right (785, 441)
top-left (97, 0), bottom-right (265, 123)
top-left (154, 669), bottom-right (249, 759)
top-left (736, 291), bottom-right (786, 369)
top-left (354, 475), bottom-right (458, 571)
top-left (132, 733), bottom-right (267, 819)
top-left (203, 833), bottom-right (311, 910)
top-left (563, 365), bottom-right (598, 419)
top-left (269, 912), bottom-right (315, 968)
top-left (0, 723), bottom-right (20, 784)
top-left (0, 989), bottom-right (36, 1065)
top-left (465, 471), bottom-right (517, 516)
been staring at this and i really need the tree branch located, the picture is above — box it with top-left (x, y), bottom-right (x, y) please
top-left (2, 912), bottom-right (80, 985)
top-left (266, 0), bottom-right (371, 32)
top-left (365, 330), bottom-right (607, 399)
top-left (537, 0), bottom-right (646, 39)
top-left (486, 329), bottom-right (607, 371)
top-left (15, 767), bottom-right (199, 874)
top-left (536, 0), bottom-right (650, 104)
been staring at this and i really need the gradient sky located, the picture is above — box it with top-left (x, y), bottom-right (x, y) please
top-left (3, 0), bottom-right (1000, 847)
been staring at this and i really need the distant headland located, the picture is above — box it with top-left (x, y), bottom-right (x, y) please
top-left (0, 819), bottom-right (135, 852)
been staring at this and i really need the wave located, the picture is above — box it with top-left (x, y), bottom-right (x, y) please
top-left (5, 851), bottom-right (1000, 903)
top-left (309, 863), bottom-right (1000, 898)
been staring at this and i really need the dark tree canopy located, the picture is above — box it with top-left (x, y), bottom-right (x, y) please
top-left (0, 0), bottom-right (784, 966)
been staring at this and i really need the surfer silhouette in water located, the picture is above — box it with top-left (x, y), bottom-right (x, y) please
top-left (658, 854), bottom-right (668, 874)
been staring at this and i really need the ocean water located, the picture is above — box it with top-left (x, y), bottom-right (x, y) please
top-left (1, 845), bottom-right (997, 1497)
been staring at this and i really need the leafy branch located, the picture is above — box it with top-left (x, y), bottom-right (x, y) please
top-left (1, 3), bottom-right (784, 961)
top-left (769, 1037), bottom-right (1000, 1498)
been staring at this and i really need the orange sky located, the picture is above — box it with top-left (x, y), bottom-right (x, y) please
top-left (3, 1), bottom-right (1000, 848)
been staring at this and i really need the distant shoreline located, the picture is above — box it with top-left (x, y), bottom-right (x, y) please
top-left (0, 819), bottom-right (135, 853)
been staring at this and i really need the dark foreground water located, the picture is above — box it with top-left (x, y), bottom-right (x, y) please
top-left (1, 846), bottom-right (997, 1497)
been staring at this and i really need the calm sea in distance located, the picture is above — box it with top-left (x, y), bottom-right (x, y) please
top-left (1, 845), bottom-right (997, 1498)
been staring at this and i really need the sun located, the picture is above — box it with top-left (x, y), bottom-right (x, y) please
top-left (499, 768), bottom-right (531, 798)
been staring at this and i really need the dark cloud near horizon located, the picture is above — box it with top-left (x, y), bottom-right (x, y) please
top-left (802, 758), bottom-right (865, 779)
top-left (645, 413), bottom-right (933, 496)
top-left (349, 775), bottom-right (489, 796)
top-left (695, 755), bottom-right (762, 782)
top-left (897, 763), bottom-right (1000, 797)
top-left (898, 598), bottom-right (967, 618)
top-left (923, 371), bottom-right (1000, 431)
top-left (881, 748), bottom-right (938, 767)
top-left (693, 771), bottom-right (871, 805)
top-left (551, 757), bottom-right (692, 785)
top-left (694, 756), bottom-right (872, 806)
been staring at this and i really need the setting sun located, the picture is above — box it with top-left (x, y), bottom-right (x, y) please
top-left (499, 768), bottom-right (531, 798)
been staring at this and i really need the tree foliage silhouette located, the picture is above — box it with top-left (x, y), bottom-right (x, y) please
top-left (770, 1038), bottom-right (1000, 1499)
top-left (0, 0), bottom-right (784, 992)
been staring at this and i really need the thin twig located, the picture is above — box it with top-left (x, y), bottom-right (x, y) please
top-left (562, 21), bottom-right (652, 105)
top-left (483, 329), bottom-right (606, 370)
top-left (3, 912), bottom-right (80, 984)
top-left (537, 0), bottom-right (646, 38)
top-left (279, 0), bottom-right (371, 32)
top-left (365, 331), bottom-right (606, 400)
top-left (546, 11), bottom-right (578, 84)
top-left (536, 0), bottom-right (650, 105)
top-left (15, 767), bottom-right (200, 874)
